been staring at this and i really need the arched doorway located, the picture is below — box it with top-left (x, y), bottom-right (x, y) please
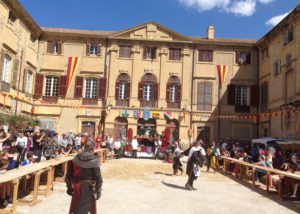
top-left (82, 121), bottom-right (96, 136)
top-left (137, 118), bottom-right (157, 137)
top-left (165, 119), bottom-right (179, 142)
top-left (114, 117), bottom-right (128, 140)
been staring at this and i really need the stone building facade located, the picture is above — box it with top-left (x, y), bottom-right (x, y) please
top-left (0, 0), bottom-right (299, 143)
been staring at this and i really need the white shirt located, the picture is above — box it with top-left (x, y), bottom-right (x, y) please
top-left (75, 137), bottom-right (81, 146)
top-left (16, 136), bottom-right (28, 148)
top-left (269, 146), bottom-right (276, 157)
top-left (114, 141), bottom-right (121, 149)
top-left (188, 146), bottom-right (206, 158)
top-left (131, 139), bottom-right (139, 150)
top-left (108, 137), bottom-right (114, 146)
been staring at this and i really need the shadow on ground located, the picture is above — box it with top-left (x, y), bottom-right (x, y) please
top-left (161, 181), bottom-right (187, 190)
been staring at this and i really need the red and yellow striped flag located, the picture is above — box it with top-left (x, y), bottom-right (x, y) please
top-left (66, 57), bottom-right (80, 95)
top-left (217, 65), bottom-right (228, 88)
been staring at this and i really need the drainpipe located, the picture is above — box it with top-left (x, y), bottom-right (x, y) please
top-left (190, 45), bottom-right (196, 141)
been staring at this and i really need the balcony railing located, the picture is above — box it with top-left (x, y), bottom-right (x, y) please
top-left (116, 99), bottom-right (129, 107)
top-left (235, 105), bottom-right (250, 113)
top-left (0, 81), bottom-right (10, 93)
top-left (82, 98), bottom-right (98, 105)
top-left (167, 102), bottom-right (181, 109)
top-left (42, 96), bottom-right (58, 103)
top-left (140, 100), bottom-right (157, 108)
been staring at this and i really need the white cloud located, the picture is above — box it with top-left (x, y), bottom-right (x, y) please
top-left (177, 0), bottom-right (274, 16)
top-left (265, 11), bottom-right (290, 27)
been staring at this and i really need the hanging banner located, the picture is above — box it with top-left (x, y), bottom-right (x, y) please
top-left (120, 110), bottom-right (129, 118)
top-left (152, 111), bottom-right (160, 119)
top-left (217, 65), bottom-right (228, 88)
top-left (133, 110), bottom-right (142, 119)
top-left (143, 109), bottom-right (151, 120)
top-left (164, 112), bottom-right (173, 120)
top-left (66, 57), bottom-right (80, 95)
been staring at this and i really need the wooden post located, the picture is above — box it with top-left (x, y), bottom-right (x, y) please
top-left (278, 175), bottom-right (284, 199)
top-left (252, 167), bottom-right (256, 185)
top-left (266, 172), bottom-right (270, 192)
top-left (223, 159), bottom-right (226, 172)
top-left (12, 179), bottom-right (19, 214)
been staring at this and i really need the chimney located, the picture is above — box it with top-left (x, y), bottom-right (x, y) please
top-left (207, 26), bottom-right (215, 39)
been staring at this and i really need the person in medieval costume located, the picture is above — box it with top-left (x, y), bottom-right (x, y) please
top-left (172, 141), bottom-right (183, 175)
top-left (206, 141), bottom-right (218, 173)
top-left (185, 141), bottom-right (206, 190)
top-left (66, 141), bottom-right (103, 214)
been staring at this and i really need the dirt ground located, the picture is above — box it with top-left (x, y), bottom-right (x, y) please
top-left (16, 158), bottom-right (299, 214)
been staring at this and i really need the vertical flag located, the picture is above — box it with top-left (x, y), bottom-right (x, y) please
top-left (217, 65), bottom-right (228, 88)
top-left (66, 57), bottom-right (80, 96)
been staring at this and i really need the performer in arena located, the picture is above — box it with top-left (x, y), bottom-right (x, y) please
top-left (66, 141), bottom-right (103, 214)
top-left (172, 141), bottom-right (183, 175)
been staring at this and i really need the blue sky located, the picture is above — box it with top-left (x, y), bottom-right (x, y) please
top-left (19, 0), bottom-right (299, 39)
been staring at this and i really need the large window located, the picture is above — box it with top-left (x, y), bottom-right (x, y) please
top-left (197, 81), bottom-right (212, 111)
top-left (284, 27), bottom-right (293, 45)
top-left (236, 52), bottom-right (251, 64)
top-left (119, 45), bottom-right (132, 58)
top-left (274, 59), bottom-right (281, 76)
top-left (25, 71), bottom-right (33, 94)
top-left (286, 53), bottom-right (292, 69)
top-left (143, 83), bottom-right (153, 101)
top-left (45, 76), bottom-right (59, 97)
top-left (118, 82), bottom-right (127, 100)
top-left (198, 50), bottom-right (213, 62)
top-left (235, 86), bottom-right (250, 107)
top-left (2, 54), bottom-right (12, 83)
top-left (85, 78), bottom-right (98, 99)
top-left (47, 41), bottom-right (62, 54)
top-left (169, 48), bottom-right (181, 61)
top-left (166, 76), bottom-right (181, 109)
top-left (170, 85), bottom-right (176, 102)
top-left (143, 47), bottom-right (156, 59)
top-left (86, 43), bottom-right (101, 56)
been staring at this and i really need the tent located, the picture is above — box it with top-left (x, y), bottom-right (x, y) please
top-left (276, 140), bottom-right (300, 150)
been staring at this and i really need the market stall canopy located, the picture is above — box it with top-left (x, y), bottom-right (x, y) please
top-left (276, 140), bottom-right (300, 150)
top-left (251, 137), bottom-right (286, 148)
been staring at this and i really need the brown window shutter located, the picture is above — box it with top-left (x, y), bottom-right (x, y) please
top-left (74, 76), bottom-right (83, 98)
top-left (22, 69), bottom-right (27, 92)
top-left (97, 44), bottom-right (101, 56)
top-left (177, 49), bottom-right (182, 61)
top-left (153, 83), bottom-right (158, 100)
top-left (166, 83), bottom-right (170, 102)
top-left (125, 82), bottom-right (130, 100)
top-left (143, 47), bottom-right (147, 59)
top-left (138, 82), bottom-right (144, 100)
top-left (197, 82), bottom-right (204, 110)
top-left (58, 75), bottom-right (67, 97)
top-left (176, 84), bottom-right (181, 102)
top-left (11, 58), bottom-right (19, 88)
top-left (115, 81), bottom-right (120, 100)
top-left (57, 42), bottom-right (63, 54)
top-left (153, 48), bottom-right (157, 59)
top-left (169, 49), bottom-right (174, 60)
top-left (246, 53), bottom-right (251, 64)
top-left (205, 82), bottom-right (212, 110)
top-left (0, 52), bottom-right (4, 79)
top-left (235, 52), bottom-right (240, 64)
top-left (86, 43), bottom-right (91, 56)
top-left (227, 84), bottom-right (236, 105)
top-left (251, 85), bottom-right (259, 106)
top-left (209, 51), bottom-right (213, 62)
top-left (98, 77), bottom-right (106, 99)
top-left (34, 73), bottom-right (44, 97)
top-left (47, 41), bottom-right (53, 53)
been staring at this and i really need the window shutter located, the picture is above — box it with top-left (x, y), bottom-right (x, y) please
top-left (209, 51), bottom-right (213, 62)
top-left (22, 69), bottom-right (27, 92)
top-left (11, 58), bottom-right (19, 88)
top-left (97, 44), bottom-right (101, 56)
top-left (197, 82), bottom-right (204, 110)
top-left (235, 52), bottom-right (240, 64)
top-left (205, 82), bottom-right (212, 110)
top-left (98, 77), bottom-right (106, 99)
top-left (153, 83), bottom-right (158, 100)
top-left (74, 76), bottom-right (83, 98)
top-left (0, 52), bottom-right (4, 80)
top-left (57, 42), bottom-right (63, 54)
top-left (58, 75), bottom-right (67, 97)
top-left (138, 82), bottom-right (144, 100)
top-left (125, 82), bottom-right (130, 100)
top-left (153, 48), bottom-right (157, 59)
top-left (115, 81), bottom-right (120, 100)
top-left (169, 49), bottom-right (174, 60)
top-left (176, 84), bottom-right (181, 102)
top-left (34, 73), bottom-right (44, 97)
top-left (86, 43), bottom-right (91, 56)
top-left (47, 41), bottom-right (53, 53)
top-left (246, 53), bottom-right (251, 64)
top-left (166, 83), bottom-right (170, 102)
top-left (250, 85), bottom-right (259, 106)
top-left (143, 47), bottom-right (147, 59)
top-left (227, 84), bottom-right (236, 105)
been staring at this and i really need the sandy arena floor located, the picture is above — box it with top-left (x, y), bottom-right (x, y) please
top-left (16, 158), bottom-right (300, 214)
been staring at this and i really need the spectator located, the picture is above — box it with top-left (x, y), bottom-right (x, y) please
top-left (131, 136), bottom-right (139, 159)
top-left (75, 134), bottom-right (82, 151)
top-left (16, 131), bottom-right (28, 162)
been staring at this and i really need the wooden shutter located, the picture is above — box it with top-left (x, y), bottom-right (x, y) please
top-left (97, 44), bottom-right (101, 56)
top-left (86, 43), bottom-right (91, 56)
top-left (205, 82), bottom-right (212, 110)
top-left (115, 81), bottom-right (120, 100)
top-left (11, 58), bottom-right (19, 88)
top-left (246, 53), bottom-right (251, 64)
top-left (166, 83), bottom-right (171, 102)
top-left (125, 82), bottom-right (130, 100)
top-left (22, 69), bottom-right (27, 92)
top-left (57, 42), bottom-right (63, 54)
top-left (58, 75), bottom-right (67, 97)
top-left (153, 83), bottom-right (158, 100)
top-left (227, 84), bottom-right (236, 105)
top-left (250, 85), bottom-right (259, 106)
top-left (197, 82), bottom-right (204, 110)
top-left (74, 76), bottom-right (83, 98)
top-left (34, 73), bottom-right (44, 97)
top-left (0, 52), bottom-right (4, 81)
top-left (169, 49), bottom-right (174, 60)
top-left (152, 48), bottom-right (157, 59)
top-left (208, 51), bottom-right (213, 62)
top-left (47, 41), bottom-right (53, 53)
top-left (143, 47), bottom-right (147, 59)
top-left (98, 77), bottom-right (106, 99)
top-left (176, 84), bottom-right (181, 102)
top-left (138, 82), bottom-right (144, 100)
top-left (235, 52), bottom-right (240, 64)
